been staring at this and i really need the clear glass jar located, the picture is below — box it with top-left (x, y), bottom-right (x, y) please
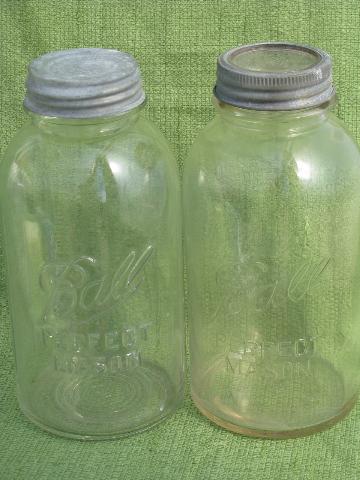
top-left (184, 43), bottom-right (360, 438)
top-left (1, 49), bottom-right (184, 439)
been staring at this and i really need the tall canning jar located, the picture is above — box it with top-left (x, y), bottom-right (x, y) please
top-left (1, 48), bottom-right (184, 439)
top-left (184, 42), bottom-right (360, 438)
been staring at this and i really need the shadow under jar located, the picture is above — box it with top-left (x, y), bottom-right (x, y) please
top-left (184, 42), bottom-right (360, 438)
top-left (1, 48), bottom-right (184, 439)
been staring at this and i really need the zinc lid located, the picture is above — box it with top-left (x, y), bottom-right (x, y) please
top-left (214, 42), bottom-right (335, 110)
top-left (24, 48), bottom-right (145, 118)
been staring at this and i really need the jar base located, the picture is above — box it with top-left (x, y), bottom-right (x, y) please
top-left (20, 400), bottom-right (181, 441)
top-left (192, 392), bottom-right (357, 439)
top-left (18, 362), bottom-right (182, 440)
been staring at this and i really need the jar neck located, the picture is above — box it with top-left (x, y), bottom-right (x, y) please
top-left (29, 105), bottom-right (143, 139)
top-left (213, 96), bottom-right (336, 134)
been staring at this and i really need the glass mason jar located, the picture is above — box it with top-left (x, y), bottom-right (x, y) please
top-left (1, 49), bottom-right (184, 439)
top-left (184, 42), bottom-right (360, 438)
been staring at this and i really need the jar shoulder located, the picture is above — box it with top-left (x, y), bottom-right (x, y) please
top-left (185, 113), bottom-right (360, 176)
top-left (1, 116), bottom-right (179, 192)
top-left (3, 116), bottom-right (174, 159)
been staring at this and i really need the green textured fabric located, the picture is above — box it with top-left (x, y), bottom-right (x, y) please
top-left (1, 1), bottom-right (360, 479)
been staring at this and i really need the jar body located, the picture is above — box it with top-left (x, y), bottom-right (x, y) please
top-left (1, 110), bottom-right (184, 439)
top-left (184, 103), bottom-right (360, 437)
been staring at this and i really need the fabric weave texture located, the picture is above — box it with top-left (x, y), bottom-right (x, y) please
top-left (1, 1), bottom-right (360, 479)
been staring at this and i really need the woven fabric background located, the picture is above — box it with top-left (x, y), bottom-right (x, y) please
top-left (1, 1), bottom-right (360, 479)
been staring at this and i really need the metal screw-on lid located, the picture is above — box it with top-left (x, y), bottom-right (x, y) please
top-left (214, 42), bottom-right (335, 110)
top-left (24, 48), bottom-right (145, 118)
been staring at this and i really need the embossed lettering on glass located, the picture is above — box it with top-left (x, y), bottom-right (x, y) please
top-left (184, 43), bottom-right (360, 438)
top-left (1, 49), bottom-right (184, 439)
